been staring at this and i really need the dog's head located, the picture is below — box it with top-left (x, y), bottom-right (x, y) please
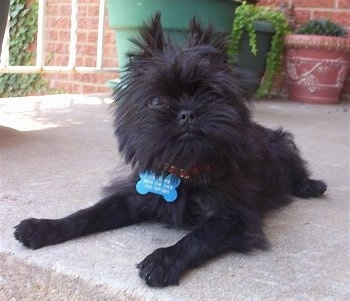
top-left (114, 13), bottom-right (251, 183)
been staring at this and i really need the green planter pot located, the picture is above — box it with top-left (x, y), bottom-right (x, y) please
top-left (236, 21), bottom-right (275, 93)
top-left (107, 0), bottom-right (238, 69)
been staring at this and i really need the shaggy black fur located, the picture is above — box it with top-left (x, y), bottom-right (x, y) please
top-left (14, 14), bottom-right (327, 287)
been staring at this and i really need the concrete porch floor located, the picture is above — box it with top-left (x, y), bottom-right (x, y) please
top-left (0, 94), bottom-right (349, 300)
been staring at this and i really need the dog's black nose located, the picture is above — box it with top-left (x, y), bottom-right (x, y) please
top-left (178, 110), bottom-right (195, 124)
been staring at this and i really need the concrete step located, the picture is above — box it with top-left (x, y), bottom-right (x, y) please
top-left (0, 95), bottom-right (349, 300)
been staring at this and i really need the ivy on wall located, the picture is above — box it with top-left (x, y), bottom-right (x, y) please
top-left (0, 0), bottom-right (49, 97)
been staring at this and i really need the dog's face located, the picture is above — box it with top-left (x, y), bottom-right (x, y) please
top-left (114, 14), bottom-right (251, 182)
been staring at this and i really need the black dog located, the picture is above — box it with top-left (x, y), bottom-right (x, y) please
top-left (14, 14), bottom-right (326, 287)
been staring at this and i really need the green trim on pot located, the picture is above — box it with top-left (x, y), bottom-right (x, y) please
top-left (107, 0), bottom-right (239, 69)
top-left (252, 20), bottom-right (275, 34)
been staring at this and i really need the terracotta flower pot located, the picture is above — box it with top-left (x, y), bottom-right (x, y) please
top-left (284, 34), bottom-right (350, 104)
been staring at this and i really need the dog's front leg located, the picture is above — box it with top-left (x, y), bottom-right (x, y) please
top-left (137, 214), bottom-right (267, 287)
top-left (14, 189), bottom-right (152, 250)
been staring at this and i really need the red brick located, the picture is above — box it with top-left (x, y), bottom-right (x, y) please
top-left (46, 30), bottom-right (58, 41)
top-left (81, 85), bottom-right (98, 94)
top-left (57, 82), bottom-right (74, 93)
top-left (58, 30), bottom-right (70, 41)
top-left (55, 44), bottom-right (69, 54)
top-left (48, 74), bottom-right (66, 81)
top-left (104, 31), bottom-right (115, 43)
top-left (45, 42), bottom-right (55, 52)
top-left (84, 57), bottom-right (97, 66)
top-left (99, 73), bottom-right (113, 81)
top-left (87, 5), bottom-right (99, 16)
top-left (103, 59), bottom-right (118, 68)
top-left (46, 5), bottom-right (58, 16)
top-left (76, 57), bottom-right (84, 66)
top-left (77, 73), bottom-right (96, 83)
top-left (47, 54), bottom-right (69, 66)
top-left (103, 44), bottom-right (117, 57)
top-left (295, 9), bottom-right (312, 25)
top-left (338, 0), bottom-right (350, 9)
top-left (78, 18), bottom-right (99, 30)
top-left (45, 18), bottom-right (58, 29)
top-left (293, 0), bottom-right (335, 8)
top-left (59, 5), bottom-right (71, 15)
top-left (46, 17), bottom-right (70, 29)
top-left (77, 32), bottom-right (87, 43)
top-left (86, 32), bottom-right (98, 43)
top-left (258, 0), bottom-right (280, 6)
top-left (56, 17), bottom-right (71, 28)
top-left (78, 6), bottom-right (88, 17)
top-left (77, 45), bottom-right (97, 56)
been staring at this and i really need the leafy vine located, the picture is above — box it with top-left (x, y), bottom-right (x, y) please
top-left (0, 0), bottom-right (48, 97)
top-left (230, 1), bottom-right (291, 97)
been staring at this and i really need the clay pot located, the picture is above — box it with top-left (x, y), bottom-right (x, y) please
top-left (284, 34), bottom-right (350, 104)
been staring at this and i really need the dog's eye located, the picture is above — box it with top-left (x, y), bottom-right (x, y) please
top-left (150, 97), bottom-right (161, 106)
top-left (148, 97), bottom-right (169, 109)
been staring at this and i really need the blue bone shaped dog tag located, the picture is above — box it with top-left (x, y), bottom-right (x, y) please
top-left (136, 172), bottom-right (181, 202)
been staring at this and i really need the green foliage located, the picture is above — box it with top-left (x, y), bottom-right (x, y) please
top-left (0, 0), bottom-right (48, 97)
top-left (229, 1), bottom-right (291, 97)
top-left (296, 19), bottom-right (347, 37)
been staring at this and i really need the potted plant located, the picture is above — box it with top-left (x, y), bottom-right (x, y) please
top-left (107, 0), bottom-right (260, 70)
top-left (284, 19), bottom-right (350, 104)
top-left (229, 1), bottom-right (290, 97)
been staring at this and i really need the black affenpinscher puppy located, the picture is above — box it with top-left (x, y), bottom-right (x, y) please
top-left (14, 14), bottom-right (326, 287)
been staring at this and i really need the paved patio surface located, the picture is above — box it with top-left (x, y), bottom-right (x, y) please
top-left (0, 94), bottom-right (349, 300)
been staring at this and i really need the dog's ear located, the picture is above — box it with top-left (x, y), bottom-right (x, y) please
top-left (129, 13), bottom-right (165, 58)
top-left (187, 18), bottom-right (229, 55)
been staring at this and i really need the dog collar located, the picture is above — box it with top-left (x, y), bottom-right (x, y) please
top-left (166, 164), bottom-right (212, 179)
top-left (135, 165), bottom-right (211, 202)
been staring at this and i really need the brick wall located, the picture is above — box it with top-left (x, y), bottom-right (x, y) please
top-left (42, 0), bottom-right (349, 99)
top-left (43, 0), bottom-right (118, 94)
top-left (259, 0), bottom-right (350, 100)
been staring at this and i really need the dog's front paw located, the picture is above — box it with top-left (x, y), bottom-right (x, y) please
top-left (14, 218), bottom-right (59, 249)
top-left (137, 247), bottom-right (187, 287)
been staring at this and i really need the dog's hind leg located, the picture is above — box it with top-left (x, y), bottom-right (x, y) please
top-left (14, 183), bottom-right (154, 250)
top-left (268, 128), bottom-right (327, 199)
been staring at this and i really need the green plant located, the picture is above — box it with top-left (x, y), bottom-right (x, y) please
top-left (296, 19), bottom-right (347, 37)
top-left (229, 1), bottom-right (290, 97)
top-left (0, 0), bottom-right (48, 97)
